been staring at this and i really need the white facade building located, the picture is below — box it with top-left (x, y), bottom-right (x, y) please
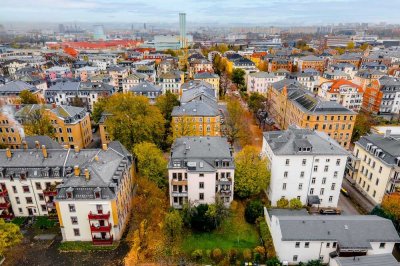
top-left (247, 72), bottom-right (283, 94)
top-left (168, 137), bottom-right (234, 208)
top-left (262, 127), bottom-right (348, 208)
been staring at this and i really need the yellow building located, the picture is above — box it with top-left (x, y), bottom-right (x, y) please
top-left (14, 104), bottom-right (93, 149)
top-left (268, 79), bottom-right (356, 149)
top-left (99, 113), bottom-right (112, 145)
top-left (0, 108), bottom-right (24, 149)
top-left (0, 81), bottom-right (43, 105)
top-left (194, 72), bottom-right (220, 92)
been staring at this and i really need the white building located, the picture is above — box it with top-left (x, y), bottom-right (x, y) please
top-left (168, 137), bottom-right (234, 208)
top-left (157, 71), bottom-right (183, 94)
top-left (247, 72), bottom-right (283, 94)
top-left (122, 73), bottom-right (146, 93)
top-left (0, 141), bottom-right (135, 245)
top-left (262, 126), bottom-right (349, 208)
top-left (265, 209), bottom-right (400, 265)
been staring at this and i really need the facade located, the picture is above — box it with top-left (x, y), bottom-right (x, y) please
top-left (265, 209), bottom-right (400, 265)
top-left (377, 76), bottom-right (400, 115)
top-left (168, 137), bottom-right (234, 208)
top-left (262, 127), bottom-right (348, 208)
top-left (0, 141), bottom-right (135, 245)
top-left (181, 80), bottom-right (218, 101)
top-left (75, 66), bottom-right (100, 82)
top-left (267, 79), bottom-right (356, 149)
top-left (0, 106), bottom-right (24, 149)
top-left (288, 71), bottom-right (319, 91)
top-left (348, 133), bottom-right (400, 205)
top-left (194, 72), bottom-right (220, 92)
top-left (319, 79), bottom-right (364, 112)
top-left (247, 72), bottom-right (282, 94)
top-left (45, 66), bottom-right (73, 81)
top-left (179, 13), bottom-right (187, 49)
top-left (122, 73), bottom-right (146, 93)
top-left (188, 59), bottom-right (213, 78)
top-left (361, 80), bottom-right (383, 114)
top-left (267, 58), bottom-right (293, 73)
top-left (157, 71), bottom-right (184, 94)
top-left (129, 81), bottom-right (162, 103)
top-left (0, 81), bottom-right (42, 105)
top-left (328, 63), bottom-right (358, 79)
top-left (297, 55), bottom-right (325, 73)
top-left (107, 66), bottom-right (129, 92)
top-left (15, 104), bottom-right (93, 149)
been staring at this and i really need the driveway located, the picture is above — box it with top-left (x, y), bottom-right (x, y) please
top-left (337, 193), bottom-right (360, 215)
top-left (342, 178), bottom-right (375, 213)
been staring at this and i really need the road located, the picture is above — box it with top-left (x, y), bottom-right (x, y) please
top-left (342, 178), bottom-right (375, 213)
top-left (337, 193), bottom-right (360, 215)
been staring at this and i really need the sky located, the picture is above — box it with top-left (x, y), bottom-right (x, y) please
top-left (1, 0), bottom-right (400, 25)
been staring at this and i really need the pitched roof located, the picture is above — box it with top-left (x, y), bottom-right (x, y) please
top-left (0, 81), bottom-right (39, 94)
top-left (322, 79), bottom-right (363, 93)
top-left (334, 254), bottom-right (400, 266)
top-left (172, 100), bottom-right (219, 117)
top-left (356, 134), bottom-right (400, 166)
top-left (129, 81), bottom-right (161, 93)
top-left (299, 55), bottom-right (325, 62)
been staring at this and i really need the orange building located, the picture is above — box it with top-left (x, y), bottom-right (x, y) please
top-left (297, 55), bottom-right (325, 73)
top-left (267, 59), bottom-right (293, 72)
top-left (361, 80), bottom-right (383, 114)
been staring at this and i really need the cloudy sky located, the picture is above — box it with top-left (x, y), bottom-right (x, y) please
top-left (1, 0), bottom-right (399, 25)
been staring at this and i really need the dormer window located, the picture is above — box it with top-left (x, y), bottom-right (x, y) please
top-left (66, 192), bottom-right (73, 199)
top-left (66, 187), bottom-right (74, 199)
top-left (94, 187), bottom-right (101, 199)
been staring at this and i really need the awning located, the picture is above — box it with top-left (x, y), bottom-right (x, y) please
top-left (307, 195), bottom-right (321, 205)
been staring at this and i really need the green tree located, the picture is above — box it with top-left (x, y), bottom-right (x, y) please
top-left (155, 91), bottom-right (179, 124)
top-left (245, 199), bottom-right (264, 224)
top-left (0, 218), bottom-right (23, 256)
top-left (266, 257), bottom-right (280, 266)
top-left (104, 93), bottom-right (165, 150)
top-left (205, 198), bottom-right (229, 228)
top-left (19, 90), bottom-right (38, 104)
top-left (225, 97), bottom-right (247, 144)
top-left (133, 142), bottom-right (167, 188)
top-left (92, 97), bottom-right (107, 124)
top-left (234, 146), bottom-right (270, 198)
top-left (276, 198), bottom-right (289, 208)
top-left (248, 92), bottom-right (267, 113)
top-left (232, 68), bottom-right (246, 87)
top-left (352, 111), bottom-right (377, 142)
top-left (164, 210), bottom-right (183, 244)
top-left (23, 107), bottom-right (55, 138)
top-left (289, 198), bottom-right (303, 209)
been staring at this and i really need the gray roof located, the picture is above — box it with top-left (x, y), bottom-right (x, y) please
top-left (276, 215), bottom-right (400, 249)
top-left (181, 80), bottom-right (214, 91)
top-left (194, 72), bottom-right (219, 79)
top-left (248, 71), bottom-right (276, 79)
top-left (356, 134), bottom-right (400, 166)
top-left (172, 100), bottom-right (219, 117)
top-left (263, 126), bottom-right (349, 156)
top-left (181, 84), bottom-right (216, 105)
top-left (47, 81), bottom-right (114, 92)
top-left (129, 81), bottom-right (161, 93)
top-left (15, 104), bottom-right (87, 124)
top-left (169, 137), bottom-right (234, 171)
top-left (0, 81), bottom-right (39, 94)
top-left (334, 254), bottom-right (399, 266)
top-left (299, 55), bottom-right (324, 62)
top-left (23, 136), bottom-right (62, 149)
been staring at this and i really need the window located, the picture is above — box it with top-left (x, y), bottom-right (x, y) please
top-left (15, 197), bottom-right (20, 204)
top-left (311, 178), bottom-right (316, 184)
top-left (23, 186), bottom-right (30, 193)
top-left (26, 197), bottom-right (33, 204)
top-left (12, 186), bottom-right (17, 193)
top-left (322, 177), bottom-right (326, 184)
top-left (38, 193), bottom-right (44, 201)
top-left (314, 166), bottom-right (318, 172)
top-left (373, 190), bottom-right (376, 197)
top-left (285, 159), bottom-right (290, 166)
top-left (320, 188), bottom-right (324, 195)
top-left (324, 166), bottom-right (329, 172)
top-left (298, 183), bottom-right (303, 190)
top-left (199, 173), bottom-right (204, 177)
top-left (41, 205), bottom-right (47, 211)
top-left (282, 183), bottom-right (287, 190)
top-left (333, 242), bottom-right (337, 248)
top-left (300, 171), bottom-right (304, 178)
top-left (295, 242), bottom-right (300, 248)
top-left (329, 196), bottom-right (333, 202)
top-left (35, 182), bottom-right (42, 190)
top-left (73, 229), bottom-right (80, 236)
top-left (336, 159), bottom-right (341, 166)
top-left (69, 204), bottom-right (76, 212)
top-left (379, 242), bottom-right (386, 249)
top-left (284, 171), bottom-right (288, 178)
top-left (331, 183), bottom-right (336, 190)
top-left (71, 217), bottom-right (78, 225)
top-left (302, 159), bottom-right (306, 166)
top-left (305, 242), bottom-right (310, 248)
top-left (379, 166), bottom-right (382, 173)
top-left (199, 182), bottom-right (204, 189)
top-left (334, 171), bottom-right (338, 178)
top-left (310, 188), bottom-right (314, 195)
top-left (326, 242), bottom-right (330, 248)
top-left (293, 255), bottom-right (298, 262)
top-left (199, 193), bottom-right (204, 200)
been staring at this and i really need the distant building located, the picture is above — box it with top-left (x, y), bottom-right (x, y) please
top-left (179, 13), bottom-right (187, 49)
top-left (194, 72), bottom-right (220, 92)
top-left (297, 55), bottom-right (325, 74)
top-left (93, 25), bottom-right (106, 40)
top-left (157, 71), bottom-right (184, 94)
top-left (247, 72), bottom-right (283, 94)
top-left (129, 81), bottom-right (162, 103)
top-left (0, 80), bottom-right (42, 105)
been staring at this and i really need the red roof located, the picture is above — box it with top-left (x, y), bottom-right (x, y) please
top-left (48, 40), bottom-right (142, 50)
top-left (325, 79), bottom-right (363, 93)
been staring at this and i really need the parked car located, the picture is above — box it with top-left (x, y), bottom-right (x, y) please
top-left (320, 209), bottom-right (341, 215)
top-left (341, 188), bottom-right (349, 197)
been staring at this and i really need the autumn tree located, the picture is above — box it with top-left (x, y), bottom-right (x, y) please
top-left (19, 90), bottom-right (39, 104)
top-left (104, 93), bottom-right (165, 150)
top-left (132, 142), bottom-right (167, 188)
top-left (23, 107), bottom-right (55, 138)
top-left (276, 198), bottom-right (289, 208)
top-left (381, 193), bottom-right (400, 220)
top-left (234, 146), bottom-right (270, 198)
top-left (172, 115), bottom-right (195, 139)
top-left (92, 97), bottom-right (107, 124)
top-left (351, 111), bottom-right (377, 142)
top-left (346, 41), bottom-right (355, 50)
top-left (289, 198), bottom-right (303, 209)
top-left (225, 97), bottom-right (249, 144)
top-left (164, 210), bottom-right (183, 244)
top-left (0, 218), bottom-right (23, 256)
top-left (247, 92), bottom-right (267, 114)
top-left (156, 91), bottom-right (179, 124)
top-left (360, 43), bottom-right (369, 51)
top-left (258, 61), bottom-right (268, 72)
top-left (70, 95), bottom-right (85, 108)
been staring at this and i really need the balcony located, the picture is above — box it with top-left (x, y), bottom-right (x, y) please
top-left (0, 202), bottom-right (11, 209)
top-left (171, 180), bottom-right (188, 186)
top-left (0, 189), bottom-right (8, 197)
top-left (0, 212), bottom-right (14, 220)
top-left (90, 224), bottom-right (112, 232)
top-left (43, 190), bottom-right (57, 196)
top-left (92, 235), bottom-right (113, 245)
top-left (218, 190), bottom-right (232, 196)
top-left (390, 178), bottom-right (400, 184)
top-left (88, 211), bottom-right (110, 220)
top-left (171, 191), bottom-right (188, 197)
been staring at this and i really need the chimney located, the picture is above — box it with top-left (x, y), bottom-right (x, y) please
top-left (74, 145), bottom-right (80, 153)
top-left (35, 140), bottom-right (40, 149)
top-left (84, 168), bottom-right (90, 181)
top-left (385, 129), bottom-right (391, 138)
top-left (41, 145), bottom-right (48, 158)
top-left (22, 141), bottom-right (28, 150)
top-left (74, 165), bottom-right (80, 176)
top-left (102, 143), bottom-right (108, 151)
top-left (5, 148), bottom-right (12, 159)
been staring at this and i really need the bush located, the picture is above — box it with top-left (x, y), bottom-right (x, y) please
top-left (258, 218), bottom-right (276, 259)
top-left (191, 249), bottom-right (203, 261)
top-left (34, 217), bottom-right (55, 229)
top-left (212, 248), bottom-right (223, 263)
top-left (266, 257), bottom-right (281, 266)
top-left (245, 200), bottom-right (264, 224)
top-left (243, 248), bottom-right (252, 261)
top-left (254, 246), bottom-right (266, 262)
top-left (289, 198), bottom-right (303, 209)
top-left (276, 198), bottom-right (289, 208)
top-left (229, 248), bottom-right (238, 263)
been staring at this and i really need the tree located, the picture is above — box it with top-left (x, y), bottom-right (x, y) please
top-left (258, 61), bottom-right (268, 72)
top-left (70, 95), bottom-right (85, 107)
top-left (104, 93), bottom-right (165, 150)
top-left (225, 97), bottom-right (246, 144)
top-left (351, 111), bottom-right (377, 142)
top-left (212, 248), bottom-right (223, 263)
top-left (346, 41), bottom-right (355, 49)
top-left (155, 91), bottom-right (179, 124)
top-left (190, 204), bottom-right (220, 232)
top-left (164, 49), bottom-right (177, 57)
top-left (92, 97), bottom-right (107, 124)
top-left (133, 142), bottom-right (167, 188)
top-left (276, 198), bottom-right (289, 208)
top-left (172, 115), bottom-right (196, 139)
top-left (360, 43), bottom-right (369, 51)
top-left (23, 107), bottom-right (55, 138)
top-left (234, 146), bottom-right (270, 198)
top-left (0, 218), bottom-right (23, 256)
top-left (245, 200), bottom-right (264, 224)
top-left (381, 193), bottom-right (400, 221)
top-left (289, 198), bottom-right (303, 209)
top-left (232, 68), bottom-right (245, 87)
top-left (19, 90), bottom-right (38, 104)
top-left (164, 210), bottom-right (183, 244)
top-left (266, 257), bottom-right (280, 266)
top-left (248, 93), bottom-right (267, 114)
top-left (205, 198), bottom-right (229, 229)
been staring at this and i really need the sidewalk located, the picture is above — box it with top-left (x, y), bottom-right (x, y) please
top-left (342, 178), bottom-right (376, 213)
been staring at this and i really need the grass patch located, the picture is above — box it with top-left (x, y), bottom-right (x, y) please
top-left (181, 200), bottom-right (260, 253)
top-left (59, 241), bottom-right (118, 251)
top-left (11, 217), bottom-right (26, 226)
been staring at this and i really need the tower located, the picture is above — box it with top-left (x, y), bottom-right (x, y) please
top-left (179, 13), bottom-right (187, 49)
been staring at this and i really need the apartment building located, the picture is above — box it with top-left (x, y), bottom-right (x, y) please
top-left (247, 72), bottom-right (283, 94)
top-left (129, 81), bottom-right (162, 103)
top-left (45, 81), bottom-right (116, 111)
top-left (361, 80), bottom-right (383, 114)
top-left (181, 80), bottom-right (218, 101)
top-left (74, 66), bottom-right (100, 82)
top-left (0, 81), bottom-right (42, 105)
top-left (188, 59), bottom-right (213, 78)
top-left (377, 76), bottom-right (400, 115)
top-left (297, 55), bottom-right (325, 74)
top-left (319, 79), bottom-right (364, 112)
top-left (15, 104), bottom-right (93, 149)
top-left (262, 127), bottom-right (348, 208)
top-left (0, 141), bottom-right (135, 245)
top-left (352, 70), bottom-right (386, 89)
top-left (349, 132), bottom-right (400, 205)
top-left (157, 71), bottom-right (184, 94)
top-left (122, 73), bottom-right (146, 93)
top-left (1, 59), bottom-right (28, 78)
top-left (0, 106), bottom-right (24, 149)
top-left (168, 137), bottom-right (234, 208)
top-left (328, 63), bottom-right (358, 79)
top-left (45, 66), bottom-right (73, 81)
top-left (265, 209), bottom-right (400, 265)
top-left (288, 71), bottom-right (319, 91)
top-left (267, 58), bottom-right (293, 73)
top-left (194, 72), bottom-right (220, 92)
top-left (267, 79), bottom-right (356, 149)
top-left (107, 66), bottom-right (129, 92)
top-left (330, 53), bottom-right (362, 68)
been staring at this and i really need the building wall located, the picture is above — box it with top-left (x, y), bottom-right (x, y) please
top-left (0, 113), bottom-right (24, 149)
top-left (361, 85), bottom-right (383, 114)
top-left (194, 77), bottom-right (220, 93)
top-left (172, 115), bottom-right (221, 138)
top-left (298, 60), bottom-right (325, 73)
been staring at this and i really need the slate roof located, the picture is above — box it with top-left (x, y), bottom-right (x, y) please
top-left (0, 81), bottom-right (39, 94)
top-left (276, 215), bottom-right (400, 249)
top-left (15, 104), bottom-right (87, 124)
top-left (194, 72), bottom-right (219, 79)
top-left (356, 134), bottom-right (400, 166)
top-left (172, 100), bottom-right (219, 117)
top-left (23, 136), bottom-right (62, 149)
top-left (129, 81), bottom-right (161, 93)
top-left (298, 55), bottom-right (324, 62)
top-left (334, 254), bottom-right (400, 266)
top-left (263, 126), bottom-right (349, 156)
top-left (47, 81), bottom-right (115, 92)
top-left (248, 72), bottom-right (276, 79)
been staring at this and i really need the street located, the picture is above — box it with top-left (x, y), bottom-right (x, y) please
top-left (337, 193), bottom-right (361, 215)
top-left (342, 178), bottom-right (375, 213)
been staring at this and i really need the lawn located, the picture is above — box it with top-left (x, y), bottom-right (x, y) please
top-left (181, 201), bottom-right (260, 253)
top-left (59, 241), bottom-right (118, 251)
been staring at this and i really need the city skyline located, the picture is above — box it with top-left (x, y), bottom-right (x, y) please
top-left (1, 0), bottom-right (400, 25)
